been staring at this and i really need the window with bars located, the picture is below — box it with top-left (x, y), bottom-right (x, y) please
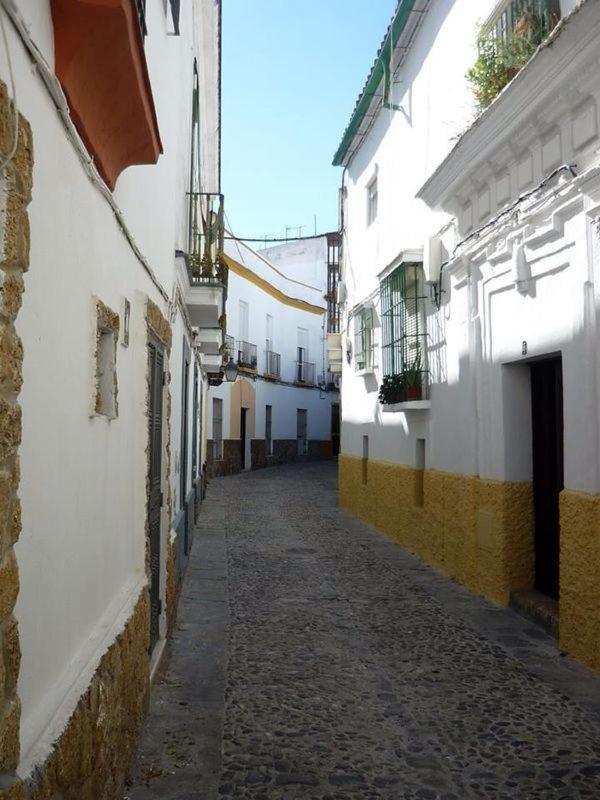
top-left (488, 0), bottom-right (560, 51)
top-left (354, 307), bottom-right (375, 372)
top-left (212, 398), bottom-right (223, 461)
top-left (380, 263), bottom-right (428, 396)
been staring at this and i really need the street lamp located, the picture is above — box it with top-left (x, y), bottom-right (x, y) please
top-left (224, 357), bottom-right (238, 382)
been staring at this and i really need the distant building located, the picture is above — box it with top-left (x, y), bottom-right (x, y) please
top-left (207, 234), bottom-right (340, 476)
top-left (335, 0), bottom-right (600, 671)
top-left (0, 1), bottom-right (225, 795)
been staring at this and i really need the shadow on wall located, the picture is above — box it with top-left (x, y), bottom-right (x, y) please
top-left (340, 285), bottom-right (600, 671)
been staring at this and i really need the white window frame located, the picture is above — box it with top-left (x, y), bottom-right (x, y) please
top-left (354, 305), bottom-right (376, 374)
top-left (366, 175), bottom-right (378, 226)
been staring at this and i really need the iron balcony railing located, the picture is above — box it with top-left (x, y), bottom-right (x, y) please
top-left (484, 0), bottom-right (560, 55)
top-left (224, 334), bottom-right (235, 359)
top-left (187, 192), bottom-right (226, 286)
top-left (295, 361), bottom-right (316, 385)
top-left (264, 350), bottom-right (281, 378)
top-left (236, 340), bottom-right (257, 370)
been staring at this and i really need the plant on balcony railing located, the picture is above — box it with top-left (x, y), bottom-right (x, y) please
top-left (379, 356), bottom-right (428, 404)
top-left (467, 2), bottom-right (560, 109)
top-left (188, 192), bottom-right (227, 284)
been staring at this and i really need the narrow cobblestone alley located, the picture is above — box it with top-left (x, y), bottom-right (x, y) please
top-left (126, 462), bottom-right (600, 800)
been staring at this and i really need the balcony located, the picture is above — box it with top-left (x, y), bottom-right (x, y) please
top-left (188, 192), bottom-right (227, 285)
top-left (264, 350), bottom-right (281, 379)
top-left (236, 341), bottom-right (257, 372)
top-left (468, 0), bottom-right (561, 109)
top-left (295, 361), bottom-right (316, 386)
top-left (179, 192), bottom-right (227, 333)
top-left (327, 332), bottom-right (343, 375)
top-left (51, 0), bottom-right (163, 190)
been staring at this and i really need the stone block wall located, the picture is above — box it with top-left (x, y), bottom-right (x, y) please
top-left (27, 590), bottom-right (150, 800)
top-left (0, 80), bottom-right (33, 800)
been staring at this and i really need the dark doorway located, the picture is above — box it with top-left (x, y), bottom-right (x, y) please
top-left (331, 403), bottom-right (340, 456)
top-left (147, 337), bottom-right (164, 653)
top-left (240, 407), bottom-right (247, 469)
top-left (530, 357), bottom-right (563, 600)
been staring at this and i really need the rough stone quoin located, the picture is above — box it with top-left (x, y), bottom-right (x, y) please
top-left (0, 77), bottom-right (33, 797)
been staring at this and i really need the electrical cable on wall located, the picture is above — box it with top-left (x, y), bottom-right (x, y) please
top-left (430, 163), bottom-right (578, 310)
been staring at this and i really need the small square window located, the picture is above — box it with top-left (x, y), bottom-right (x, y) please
top-left (94, 300), bottom-right (119, 419)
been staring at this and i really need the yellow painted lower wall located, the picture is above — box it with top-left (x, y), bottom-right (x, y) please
top-left (340, 456), bottom-right (600, 672)
top-left (559, 490), bottom-right (600, 672)
top-left (339, 454), bottom-right (534, 605)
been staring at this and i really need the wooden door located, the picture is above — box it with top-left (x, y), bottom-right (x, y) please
top-left (147, 338), bottom-right (164, 652)
top-left (530, 358), bottom-right (563, 600)
top-left (297, 409), bottom-right (307, 456)
top-left (240, 407), bottom-right (247, 469)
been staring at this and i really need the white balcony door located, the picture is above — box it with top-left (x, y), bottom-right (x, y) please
top-left (266, 313), bottom-right (273, 351)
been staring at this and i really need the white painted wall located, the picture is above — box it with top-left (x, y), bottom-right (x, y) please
top-left (209, 239), bottom-right (339, 446)
top-left (1, 0), bottom-right (217, 775)
top-left (339, 0), bottom-right (595, 493)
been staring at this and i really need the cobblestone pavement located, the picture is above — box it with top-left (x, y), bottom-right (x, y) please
top-left (126, 461), bottom-right (600, 800)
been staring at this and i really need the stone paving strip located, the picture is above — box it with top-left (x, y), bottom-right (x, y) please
top-left (125, 461), bottom-right (600, 800)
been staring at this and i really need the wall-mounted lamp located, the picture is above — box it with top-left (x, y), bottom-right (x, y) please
top-left (224, 357), bottom-right (238, 382)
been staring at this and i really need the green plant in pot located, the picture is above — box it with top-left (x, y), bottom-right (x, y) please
top-left (404, 353), bottom-right (423, 401)
top-left (378, 373), bottom-right (406, 405)
top-left (467, 12), bottom-right (556, 110)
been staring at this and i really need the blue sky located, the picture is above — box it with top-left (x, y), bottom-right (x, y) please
top-left (221, 0), bottom-right (396, 243)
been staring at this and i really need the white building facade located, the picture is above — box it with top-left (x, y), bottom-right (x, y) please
top-left (207, 235), bottom-right (340, 475)
top-left (0, 1), bottom-right (225, 796)
top-left (336, 0), bottom-right (600, 673)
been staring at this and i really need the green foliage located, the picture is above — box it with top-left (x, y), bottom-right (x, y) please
top-left (467, 13), bottom-right (551, 110)
top-left (404, 353), bottom-right (422, 388)
top-left (378, 374), bottom-right (406, 405)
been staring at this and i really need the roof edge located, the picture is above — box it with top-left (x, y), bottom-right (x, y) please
top-left (332, 0), bottom-right (417, 167)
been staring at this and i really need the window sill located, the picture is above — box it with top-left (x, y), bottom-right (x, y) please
top-left (381, 400), bottom-right (431, 412)
top-left (355, 367), bottom-right (376, 377)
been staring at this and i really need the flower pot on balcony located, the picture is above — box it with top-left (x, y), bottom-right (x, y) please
top-left (407, 384), bottom-right (422, 401)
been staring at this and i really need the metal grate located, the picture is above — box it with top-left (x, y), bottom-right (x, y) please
top-left (327, 232), bottom-right (341, 334)
top-left (265, 350), bottom-right (281, 377)
top-left (236, 340), bottom-right (257, 370)
top-left (354, 306), bottom-right (375, 371)
top-left (486, 0), bottom-right (560, 53)
top-left (380, 263), bottom-right (428, 389)
top-left (188, 192), bottom-right (226, 284)
top-left (295, 361), bottom-right (316, 385)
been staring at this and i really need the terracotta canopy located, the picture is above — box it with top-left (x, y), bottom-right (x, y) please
top-left (51, 0), bottom-right (163, 189)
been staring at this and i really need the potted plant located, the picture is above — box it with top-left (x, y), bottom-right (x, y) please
top-left (378, 374), bottom-right (406, 405)
top-left (404, 354), bottom-right (423, 401)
